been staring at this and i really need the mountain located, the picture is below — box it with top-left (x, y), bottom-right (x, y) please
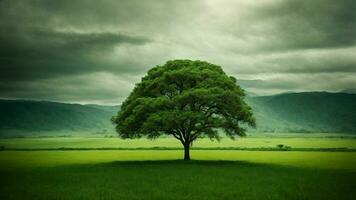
top-left (0, 100), bottom-right (119, 136)
top-left (246, 92), bottom-right (356, 133)
top-left (341, 88), bottom-right (356, 94)
top-left (85, 104), bottom-right (119, 113)
top-left (0, 92), bottom-right (356, 136)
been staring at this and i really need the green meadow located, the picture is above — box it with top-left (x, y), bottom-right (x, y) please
top-left (1, 134), bottom-right (356, 149)
top-left (1, 136), bottom-right (356, 200)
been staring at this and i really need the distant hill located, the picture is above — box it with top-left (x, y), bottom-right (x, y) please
top-left (0, 100), bottom-right (119, 136)
top-left (246, 92), bottom-right (356, 133)
top-left (341, 88), bottom-right (356, 94)
top-left (0, 92), bottom-right (355, 136)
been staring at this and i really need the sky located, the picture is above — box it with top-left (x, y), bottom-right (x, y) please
top-left (0, 0), bottom-right (355, 105)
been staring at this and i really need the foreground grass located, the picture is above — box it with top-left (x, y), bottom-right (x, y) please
top-left (1, 161), bottom-right (356, 200)
top-left (1, 151), bottom-right (356, 200)
top-left (1, 150), bottom-right (356, 170)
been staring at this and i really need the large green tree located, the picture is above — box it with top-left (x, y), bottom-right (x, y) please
top-left (112, 60), bottom-right (255, 160)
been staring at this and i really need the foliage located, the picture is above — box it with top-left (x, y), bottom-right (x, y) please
top-left (112, 60), bottom-right (255, 159)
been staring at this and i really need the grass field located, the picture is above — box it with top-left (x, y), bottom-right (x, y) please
top-left (1, 136), bottom-right (356, 200)
top-left (1, 135), bottom-right (356, 149)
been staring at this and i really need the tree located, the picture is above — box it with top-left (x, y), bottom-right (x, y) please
top-left (112, 60), bottom-right (255, 160)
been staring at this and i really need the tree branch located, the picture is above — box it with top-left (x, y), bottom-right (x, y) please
top-left (171, 130), bottom-right (184, 143)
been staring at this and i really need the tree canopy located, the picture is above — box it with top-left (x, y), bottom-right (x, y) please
top-left (112, 59), bottom-right (255, 160)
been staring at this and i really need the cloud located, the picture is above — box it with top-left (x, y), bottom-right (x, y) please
top-left (219, 47), bottom-right (356, 76)
top-left (0, 0), bottom-right (355, 104)
top-left (233, 0), bottom-right (356, 52)
top-left (0, 72), bottom-right (140, 105)
top-left (0, 25), bottom-right (151, 80)
top-left (238, 73), bottom-right (356, 95)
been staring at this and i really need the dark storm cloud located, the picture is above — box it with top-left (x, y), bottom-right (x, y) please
top-left (0, 0), bottom-right (201, 35)
top-left (0, 27), bottom-right (150, 81)
top-left (0, 0), bottom-right (199, 81)
top-left (223, 48), bottom-right (356, 75)
top-left (0, 0), bottom-right (202, 103)
top-left (0, 0), bottom-right (355, 103)
top-left (0, 0), bottom-right (152, 82)
top-left (0, 73), bottom-right (140, 104)
top-left (223, 0), bottom-right (356, 53)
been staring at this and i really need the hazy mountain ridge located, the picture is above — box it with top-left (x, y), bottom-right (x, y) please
top-left (247, 92), bottom-right (356, 133)
top-left (0, 92), bottom-right (355, 136)
top-left (0, 100), bottom-right (119, 136)
top-left (341, 88), bottom-right (356, 94)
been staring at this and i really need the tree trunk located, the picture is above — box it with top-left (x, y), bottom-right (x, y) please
top-left (184, 142), bottom-right (190, 160)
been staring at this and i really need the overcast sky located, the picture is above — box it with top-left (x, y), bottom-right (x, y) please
top-left (1, 0), bottom-right (355, 104)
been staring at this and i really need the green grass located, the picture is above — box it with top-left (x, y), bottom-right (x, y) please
top-left (1, 150), bottom-right (356, 200)
top-left (1, 150), bottom-right (356, 170)
top-left (1, 136), bottom-right (356, 199)
top-left (1, 136), bottom-right (356, 149)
